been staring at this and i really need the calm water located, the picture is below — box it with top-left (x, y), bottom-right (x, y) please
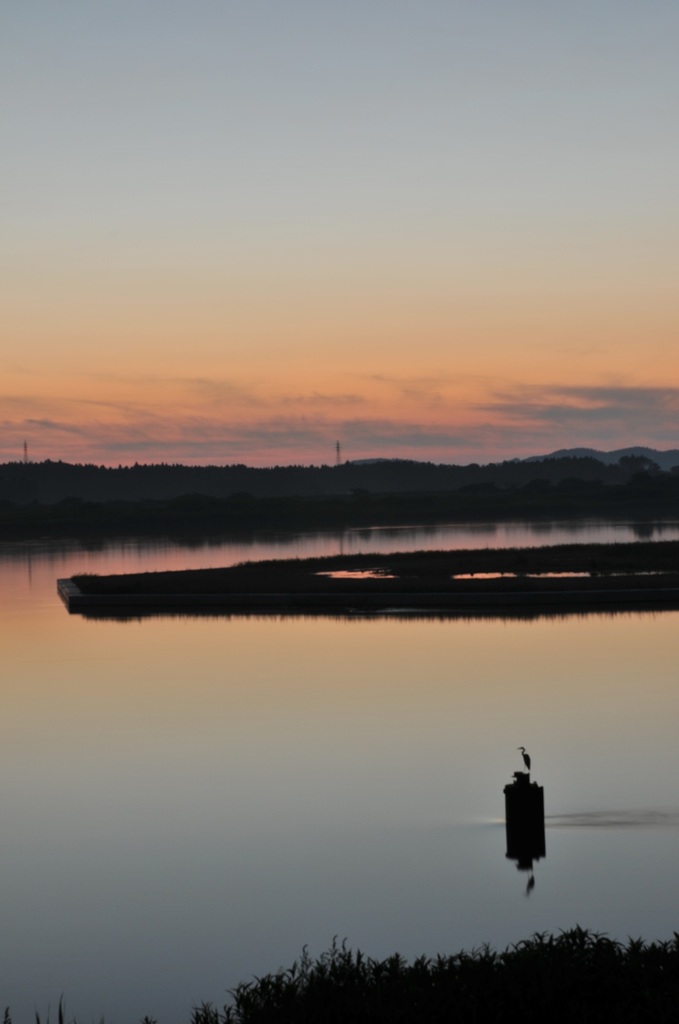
top-left (3, 520), bottom-right (679, 1021)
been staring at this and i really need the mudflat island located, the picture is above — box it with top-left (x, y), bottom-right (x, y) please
top-left (59, 540), bottom-right (679, 613)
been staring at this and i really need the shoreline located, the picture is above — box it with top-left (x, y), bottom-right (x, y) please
top-left (58, 540), bottom-right (679, 614)
top-left (58, 577), bottom-right (679, 613)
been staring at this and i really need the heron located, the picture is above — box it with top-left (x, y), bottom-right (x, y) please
top-left (518, 746), bottom-right (531, 771)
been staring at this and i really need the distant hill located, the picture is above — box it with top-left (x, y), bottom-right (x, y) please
top-left (525, 447), bottom-right (679, 471)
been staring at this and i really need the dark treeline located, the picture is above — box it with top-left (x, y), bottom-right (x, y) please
top-left (0, 453), bottom-right (672, 504)
top-left (3, 465), bottom-right (679, 539)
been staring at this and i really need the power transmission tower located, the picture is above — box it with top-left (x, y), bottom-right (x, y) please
top-left (335, 441), bottom-right (342, 466)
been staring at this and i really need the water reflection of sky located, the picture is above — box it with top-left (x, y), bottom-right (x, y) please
top-left (2, 527), bottom-right (679, 1022)
top-left (4, 518), bottom-right (679, 582)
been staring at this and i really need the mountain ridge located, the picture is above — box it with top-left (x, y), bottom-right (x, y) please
top-left (524, 447), bottom-right (679, 471)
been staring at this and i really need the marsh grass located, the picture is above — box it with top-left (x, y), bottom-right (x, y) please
top-left (206, 930), bottom-right (679, 1023)
top-left (3, 999), bottom-right (68, 1024)
top-left (8, 930), bottom-right (679, 1023)
top-left (71, 540), bottom-right (679, 598)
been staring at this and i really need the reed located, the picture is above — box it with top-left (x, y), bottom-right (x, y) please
top-left (208, 930), bottom-right (679, 1023)
top-left (71, 540), bottom-right (679, 598)
top-left (7, 929), bottom-right (679, 1023)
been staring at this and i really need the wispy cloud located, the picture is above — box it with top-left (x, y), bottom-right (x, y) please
top-left (480, 384), bottom-right (679, 430)
top-left (279, 393), bottom-right (367, 408)
top-left (23, 418), bottom-right (93, 436)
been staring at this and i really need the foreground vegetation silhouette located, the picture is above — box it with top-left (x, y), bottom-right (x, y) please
top-left (11, 930), bottom-right (679, 1023)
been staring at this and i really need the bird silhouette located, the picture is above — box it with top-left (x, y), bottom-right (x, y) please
top-left (518, 746), bottom-right (531, 771)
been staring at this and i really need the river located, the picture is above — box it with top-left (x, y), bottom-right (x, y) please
top-left (3, 519), bottom-right (679, 1021)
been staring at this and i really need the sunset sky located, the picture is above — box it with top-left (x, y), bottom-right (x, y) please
top-left (3, 1), bottom-right (678, 466)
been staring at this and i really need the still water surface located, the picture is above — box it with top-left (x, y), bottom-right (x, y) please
top-left (3, 520), bottom-right (679, 1021)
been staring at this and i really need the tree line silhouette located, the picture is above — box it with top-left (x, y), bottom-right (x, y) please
top-left (0, 453), bottom-right (670, 504)
top-left (1, 455), bottom-right (678, 539)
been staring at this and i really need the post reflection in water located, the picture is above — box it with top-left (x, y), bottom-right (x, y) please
top-left (504, 762), bottom-right (546, 897)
